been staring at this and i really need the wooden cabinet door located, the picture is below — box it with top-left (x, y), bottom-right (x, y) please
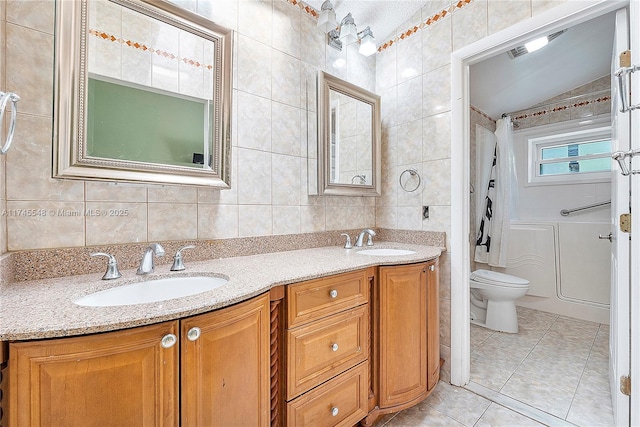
top-left (181, 293), bottom-right (271, 427)
top-left (9, 321), bottom-right (179, 427)
top-left (426, 259), bottom-right (440, 390)
top-left (378, 263), bottom-right (427, 408)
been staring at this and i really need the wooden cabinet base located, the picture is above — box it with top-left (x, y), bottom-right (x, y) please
top-left (287, 362), bottom-right (368, 427)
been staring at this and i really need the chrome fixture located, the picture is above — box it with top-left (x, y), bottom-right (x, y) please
top-left (560, 200), bottom-right (611, 216)
top-left (137, 243), bottom-right (165, 275)
top-left (340, 233), bottom-right (353, 249)
top-left (0, 91), bottom-right (20, 154)
top-left (170, 245), bottom-right (196, 271)
top-left (399, 168), bottom-right (421, 192)
top-left (355, 228), bottom-right (376, 247)
top-left (91, 252), bottom-right (122, 280)
top-left (318, 1), bottom-right (377, 57)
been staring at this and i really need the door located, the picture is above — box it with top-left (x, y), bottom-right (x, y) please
top-left (9, 321), bottom-right (179, 427)
top-left (378, 263), bottom-right (428, 408)
top-left (628, 1), bottom-right (640, 423)
top-left (180, 293), bottom-right (271, 427)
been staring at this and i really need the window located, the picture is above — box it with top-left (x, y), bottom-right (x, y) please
top-left (528, 126), bottom-right (611, 185)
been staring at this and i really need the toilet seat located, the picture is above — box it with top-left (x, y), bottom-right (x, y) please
top-left (470, 269), bottom-right (529, 288)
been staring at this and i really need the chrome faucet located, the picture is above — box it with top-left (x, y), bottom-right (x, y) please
top-left (137, 243), bottom-right (165, 275)
top-left (355, 228), bottom-right (376, 247)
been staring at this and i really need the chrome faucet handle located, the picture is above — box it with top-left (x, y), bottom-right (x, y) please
top-left (340, 233), bottom-right (353, 249)
top-left (170, 245), bottom-right (196, 271)
top-left (366, 229), bottom-right (376, 246)
top-left (91, 252), bottom-right (122, 280)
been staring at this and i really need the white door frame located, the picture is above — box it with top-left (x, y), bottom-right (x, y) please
top-left (450, 0), bottom-right (628, 387)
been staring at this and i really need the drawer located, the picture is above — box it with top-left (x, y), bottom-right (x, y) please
top-left (287, 362), bottom-right (368, 427)
top-left (287, 305), bottom-right (368, 399)
top-left (287, 269), bottom-right (369, 328)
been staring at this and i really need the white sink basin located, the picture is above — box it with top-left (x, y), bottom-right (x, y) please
top-left (75, 276), bottom-right (228, 307)
top-left (357, 248), bottom-right (416, 256)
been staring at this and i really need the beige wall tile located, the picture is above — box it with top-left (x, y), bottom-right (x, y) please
top-left (325, 42), bottom-right (347, 81)
top-left (396, 76), bottom-right (423, 124)
top-left (423, 18), bottom-right (452, 75)
top-left (346, 43), bottom-right (376, 93)
top-left (300, 14), bottom-right (325, 71)
top-left (238, 0), bottom-right (272, 45)
top-left (397, 31), bottom-right (422, 84)
top-left (396, 119), bottom-right (422, 166)
top-left (423, 111), bottom-right (452, 161)
top-left (237, 34), bottom-right (271, 98)
top-left (7, 201), bottom-right (85, 250)
top-left (273, 205), bottom-right (300, 235)
top-left (148, 203), bottom-right (197, 241)
top-left (148, 185), bottom-right (197, 203)
top-left (237, 148), bottom-right (272, 205)
top-left (488, 0), bottom-right (531, 34)
top-left (271, 101), bottom-right (301, 156)
top-left (272, 0), bottom-right (300, 58)
top-left (6, 114), bottom-right (84, 202)
top-left (6, 23), bottom-right (53, 117)
top-left (86, 182), bottom-right (147, 202)
top-left (452, 0), bottom-right (488, 51)
top-left (237, 91), bottom-right (272, 151)
top-left (85, 202), bottom-right (147, 246)
top-left (375, 45), bottom-right (397, 92)
top-left (422, 158), bottom-right (452, 206)
top-left (272, 154), bottom-right (300, 205)
top-left (272, 49), bottom-right (301, 108)
top-left (397, 206), bottom-right (422, 230)
top-left (375, 206), bottom-right (398, 229)
top-left (7, 0), bottom-right (54, 34)
top-left (196, 0), bottom-right (238, 32)
top-left (239, 204), bottom-right (272, 236)
top-left (422, 65), bottom-right (451, 117)
top-left (198, 204), bottom-right (239, 239)
top-left (300, 204), bottom-right (325, 233)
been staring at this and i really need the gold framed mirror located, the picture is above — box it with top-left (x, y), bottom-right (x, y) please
top-left (317, 71), bottom-right (381, 196)
top-left (53, 0), bottom-right (232, 187)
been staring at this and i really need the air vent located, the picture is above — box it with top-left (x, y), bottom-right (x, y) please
top-left (507, 30), bottom-right (566, 59)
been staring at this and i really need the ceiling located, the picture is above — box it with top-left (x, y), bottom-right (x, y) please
top-left (304, 0), bottom-right (427, 43)
top-left (470, 11), bottom-right (616, 119)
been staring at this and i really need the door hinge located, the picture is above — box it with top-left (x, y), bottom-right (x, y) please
top-left (621, 375), bottom-right (631, 396)
top-left (620, 213), bottom-right (631, 233)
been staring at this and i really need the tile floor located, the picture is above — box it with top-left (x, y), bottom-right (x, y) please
top-left (373, 307), bottom-right (614, 426)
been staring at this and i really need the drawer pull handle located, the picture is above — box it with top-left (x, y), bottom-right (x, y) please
top-left (329, 289), bottom-right (338, 298)
top-left (187, 327), bottom-right (201, 341)
top-left (331, 343), bottom-right (339, 352)
top-left (331, 406), bottom-right (339, 417)
top-left (161, 334), bottom-right (177, 348)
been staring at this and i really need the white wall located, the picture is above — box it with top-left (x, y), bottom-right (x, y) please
top-left (510, 115), bottom-right (612, 222)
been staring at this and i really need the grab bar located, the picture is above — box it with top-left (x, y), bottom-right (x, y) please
top-left (0, 91), bottom-right (20, 154)
top-left (560, 200), bottom-right (611, 216)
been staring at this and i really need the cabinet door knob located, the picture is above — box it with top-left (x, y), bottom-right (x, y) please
top-left (161, 333), bottom-right (177, 348)
top-left (331, 343), bottom-right (339, 352)
top-left (187, 327), bottom-right (201, 341)
top-left (329, 289), bottom-right (338, 298)
top-left (331, 406), bottom-right (339, 417)
top-left (429, 265), bottom-right (435, 271)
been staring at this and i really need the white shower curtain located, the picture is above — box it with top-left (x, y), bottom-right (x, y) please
top-left (474, 116), bottom-right (512, 268)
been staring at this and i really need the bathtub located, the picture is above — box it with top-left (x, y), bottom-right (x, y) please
top-left (480, 221), bottom-right (611, 324)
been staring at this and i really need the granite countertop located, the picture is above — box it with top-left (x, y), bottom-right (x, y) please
top-left (0, 242), bottom-right (442, 341)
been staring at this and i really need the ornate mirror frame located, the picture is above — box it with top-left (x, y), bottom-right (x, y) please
top-left (53, 0), bottom-right (232, 187)
top-left (317, 71), bottom-right (381, 196)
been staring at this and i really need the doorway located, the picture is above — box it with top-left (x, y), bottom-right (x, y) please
top-left (450, 0), bottom-right (631, 424)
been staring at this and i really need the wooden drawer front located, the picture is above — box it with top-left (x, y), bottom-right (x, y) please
top-left (287, 270), bottom-right (369, 328)
top-left (287, 305), bottom-right (368, 399)
top-left (287, 362), bottom-right (368, 427)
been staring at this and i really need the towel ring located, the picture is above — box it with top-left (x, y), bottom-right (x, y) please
top-left (399, 168), bottom-right (421, 192)
top-left (0, 91), bottom-right (20, 154)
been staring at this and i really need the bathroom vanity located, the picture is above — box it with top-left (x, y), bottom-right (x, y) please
top-left (0, 244), bottom-right (441, 427)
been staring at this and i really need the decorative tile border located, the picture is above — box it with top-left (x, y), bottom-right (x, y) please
top-left (5, 229), bottom-right (446, 283)
top-left (471, 105), bottom-right (496, 123)
top-left (282, 0), bottom-right (475, 53)
top-left (512, 95), bottom-right (611, 121)
top-left (89, 29), bottom-right (214, 71)
top-left (377, 0), bottom-right (475, 52)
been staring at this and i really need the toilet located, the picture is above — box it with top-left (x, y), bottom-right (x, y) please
top-left (469, 269), bottom-right (530, 333)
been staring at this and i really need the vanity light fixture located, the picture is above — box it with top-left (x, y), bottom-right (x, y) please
top-left (318, 0), bottom-right (377, 57)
